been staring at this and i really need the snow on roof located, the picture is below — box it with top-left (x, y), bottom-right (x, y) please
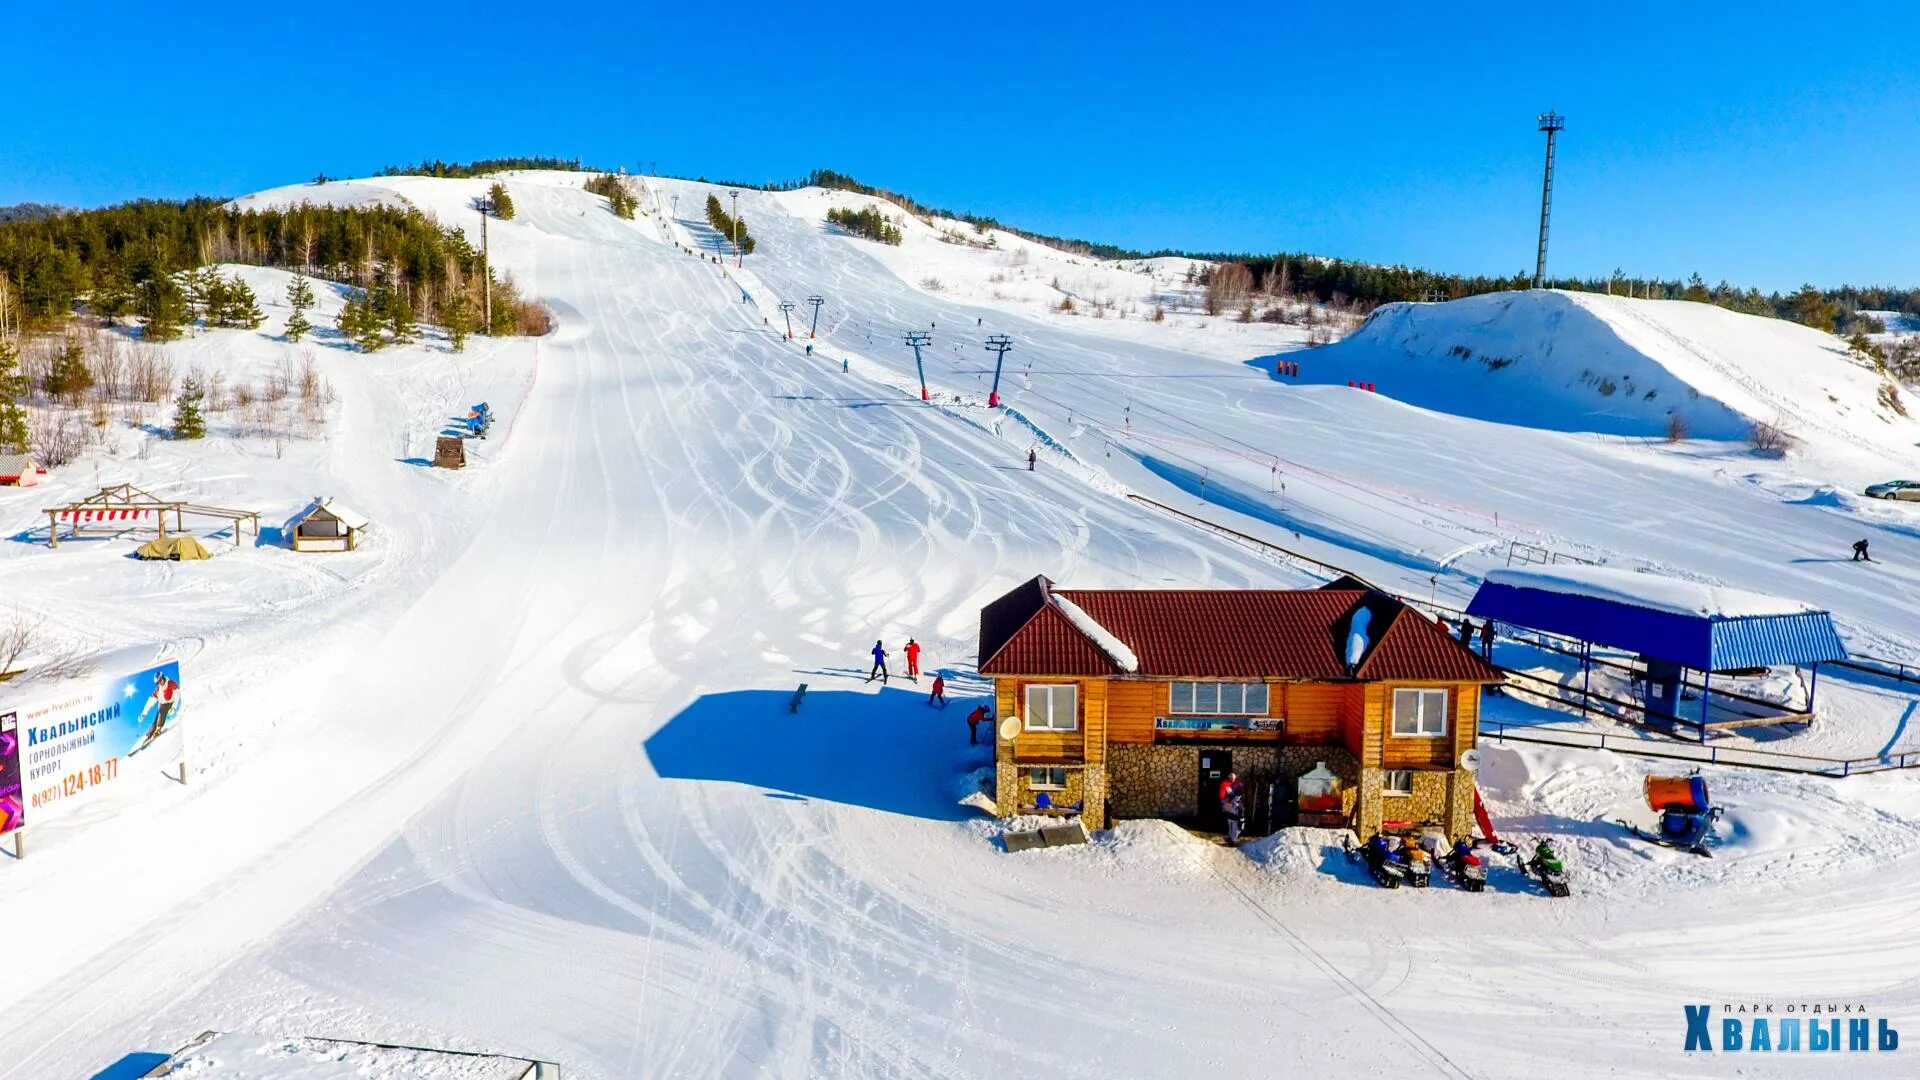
top-left (153, 1031), bottom-right (540, 1078)
top-left (0, 453), bottom-right (40, 476)
top-left (291, 498), bottom-right (370, 530)
top-left (1050, 594), bottom-right (1140, 673)
top-left (1483, 565), bottom-right (1818, 619)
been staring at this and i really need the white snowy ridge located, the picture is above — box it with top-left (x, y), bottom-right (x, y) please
top-left (1052, 595), bottom-right (1139, 672)
top-left (1485, 565), bottom-right (1819, 619)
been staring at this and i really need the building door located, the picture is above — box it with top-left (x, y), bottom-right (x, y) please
top-left (1197, 750), bottom-right (1231, 830)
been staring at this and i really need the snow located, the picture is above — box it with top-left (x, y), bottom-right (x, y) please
top-left (1049, 593), bottom-right (1139, 672)
top-left (2, 170), bottom-right (1920, 1078)
top-left (1485, 564), bottom-right (1820, 619)
top-left (152, 1032), bottom-right (540, 1079)
top-left (290, 497), bottom-right (370, 531)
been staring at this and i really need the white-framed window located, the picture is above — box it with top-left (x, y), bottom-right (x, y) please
top-left (1025, 684), bottom-right (1078, 732)
top-left (1028, 766), bottom-right (1068, 790)
top-left (1392, 688), bottom-right (1449, 737)
top-left (1383, 769), bottom-right (1413, 796)
top-left (1168, 681), bottom-right (1270, 716)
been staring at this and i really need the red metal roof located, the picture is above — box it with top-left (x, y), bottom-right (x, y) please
top-left (978, 579), bottom-right (1499, 683)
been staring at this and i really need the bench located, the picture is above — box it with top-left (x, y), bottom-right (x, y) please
top-left (789, 683), bottom-right (808, 713)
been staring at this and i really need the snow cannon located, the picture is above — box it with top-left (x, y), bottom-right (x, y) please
top-left (1622, 773), bottom-right (1722, 857)
top-left (1644, 774), bottom-right (1708, 815)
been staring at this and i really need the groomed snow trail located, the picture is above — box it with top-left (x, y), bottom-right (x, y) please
top-left (5, 175), bottom-right (1920, 1079)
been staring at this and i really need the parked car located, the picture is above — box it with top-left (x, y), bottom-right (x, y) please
top-left (1865, 480), bottom-right (1920, 501)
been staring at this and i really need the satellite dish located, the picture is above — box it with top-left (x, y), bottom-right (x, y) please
top-left (1459, 748), bottom-right (1482, 773)
top-left (998, 716), bottom-right (1021, 742)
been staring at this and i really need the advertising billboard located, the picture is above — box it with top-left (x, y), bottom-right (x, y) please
top-left (10, 660), bottom-right (183, 823)
top-left (0, 709), bottom-right (21, 837)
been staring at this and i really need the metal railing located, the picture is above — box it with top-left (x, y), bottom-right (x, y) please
top-left (1483, 720), bottom-right (1920, 777)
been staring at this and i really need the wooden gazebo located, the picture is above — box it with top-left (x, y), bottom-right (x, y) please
top-left (45, 483), bottom-right (260, 549)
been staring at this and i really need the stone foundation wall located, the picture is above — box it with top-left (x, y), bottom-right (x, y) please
top-left (1108, 744), bottom-right (1359, 825)
top-left (1364, 767), bottom-right (1477, 841)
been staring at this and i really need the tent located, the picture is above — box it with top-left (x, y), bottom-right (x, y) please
top-left (136, 536), bottom-right (211, 561)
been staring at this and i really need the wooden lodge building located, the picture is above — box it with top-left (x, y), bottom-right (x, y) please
top-left (977, 575), bottom-right (1503, 839)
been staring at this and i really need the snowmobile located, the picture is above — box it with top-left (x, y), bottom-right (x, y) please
top-left (1400, 836), bottom-right (1432, 888)
top-left (1519, 838), bottom-right (1571, 897)
top-left (1343, 832), bottom-right (1408, 889)
top-left (1439, 839), bottom-right (1488, 892)
top-left (1618, 773), bottom-right (1721, 857)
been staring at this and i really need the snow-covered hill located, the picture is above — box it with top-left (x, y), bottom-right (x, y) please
top-left (3, 170), bottom-right (1920, 1080)
top-left (1317, 290), bottom-right (1920, 461)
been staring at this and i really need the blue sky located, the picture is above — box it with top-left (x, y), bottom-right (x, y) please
top-left (5, 3), bottom-right (1917, 291)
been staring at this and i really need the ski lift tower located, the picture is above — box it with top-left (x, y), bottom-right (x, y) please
top-left (778, 300), bottom-right (796, 339)
top-left (905, 331), bottom-right (932, 401)
top-left (983, 335), bottom-right (1014, 408)
top-left (729, 189), bottom-right (742, 268)
top-left (806, 295), bottom-right (825, 338)
top-left (1533, 111), bottom-right (1565, 290)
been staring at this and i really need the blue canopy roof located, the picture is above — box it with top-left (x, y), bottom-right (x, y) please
top-left (1466, 567), bottom-right (1847, 671)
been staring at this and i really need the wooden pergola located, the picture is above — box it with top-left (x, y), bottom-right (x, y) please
top-left (45, 483), bottom-right (261, 549)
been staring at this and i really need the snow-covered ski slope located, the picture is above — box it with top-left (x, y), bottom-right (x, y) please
top-left (1319, 289), bottom-right (1920, 458)
top-left (3, 171), bottom-right (1920, 1079)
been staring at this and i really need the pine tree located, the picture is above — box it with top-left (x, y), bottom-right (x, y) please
top-left (0, 339), bottom-right (29, 454)
top-left (489, 182), bottom-right (515, 221)
top-left (442, 287), bottom-right (475, 352)
top-left (385, 284), bottom-right (417, 343)
top-left (285, 273), bottom-right (315, 341)
top-left (46, 337), bottom-right (94, 401)
top-left (140, 273), bottom-right (189, 342)
top-left (172, 376), bottom-right (207, 439)
top-left (227, 276), bottom-right (264, 328)
top-left (90, 267), bottom-right (137, 324)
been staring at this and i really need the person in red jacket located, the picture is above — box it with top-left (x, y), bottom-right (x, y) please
top-left (903, 638), bottom-right (922, 682)
top-left (966, 703), bottom-right (991, 745)
top-left (927, 674), bottom-right (946, 708)
top-left (1219, 772), bottom-right (1246, 846)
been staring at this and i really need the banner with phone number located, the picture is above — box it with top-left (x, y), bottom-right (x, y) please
top-left (4, 660), bottom-right (183, 828)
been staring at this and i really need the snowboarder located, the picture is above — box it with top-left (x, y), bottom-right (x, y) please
top-left (1027, 448), bottom-right (1037, 472)
top-left (867, 640), bottom-right (889, 684)
top-left (966, 703), bottom-right (991, 744)
top-left (1853, 539), bottom-right (1872, 562)
top-left (928, 675), bottom-right (946, 708)
top-left (1478, 619), bottom-right (1496, 660)
top-left (904, 638), bottom-right (922, 681)
top-left (1220, 772), bottom-right (1245, 846)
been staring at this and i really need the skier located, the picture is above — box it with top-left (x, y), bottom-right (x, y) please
top-left (966, 703), bottom-right (991, 744)
top-left (130, 671), bottom-right (181, 755)
top-left (842, 358), bottom-right (849, 373)
top-left (1853, 538), bottom-right (1872, 562)
top-left (1478, 619), bottom-right (1496, 660)
top-left (904, 638), bottom-right (922, 681)
top-left (805, 343), bottom-right (813, 357)
top-left (867, 640), bottom-right (889, 684)
top-left (1220, 772), bottom-right (1245, 846)
top-left (1027, 448), bottom-right (1037, 472)
top-left (927, 674), bottom-right (946, 708)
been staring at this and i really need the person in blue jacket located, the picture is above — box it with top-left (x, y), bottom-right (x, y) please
top-left (867, 640), bottom-right (889, 684)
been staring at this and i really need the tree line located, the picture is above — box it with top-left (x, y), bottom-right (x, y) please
top-left (0, 194), bottom-right (549, 338)
top-left (379, 156), bottom-right (598, 179)
top-left (583, 174), bottom-right (638, 219)
top-left (826, 206), bottom-right (901, 245)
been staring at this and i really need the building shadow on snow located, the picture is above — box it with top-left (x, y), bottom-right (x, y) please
top-left (645, 686), bottom-right (991, 821)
